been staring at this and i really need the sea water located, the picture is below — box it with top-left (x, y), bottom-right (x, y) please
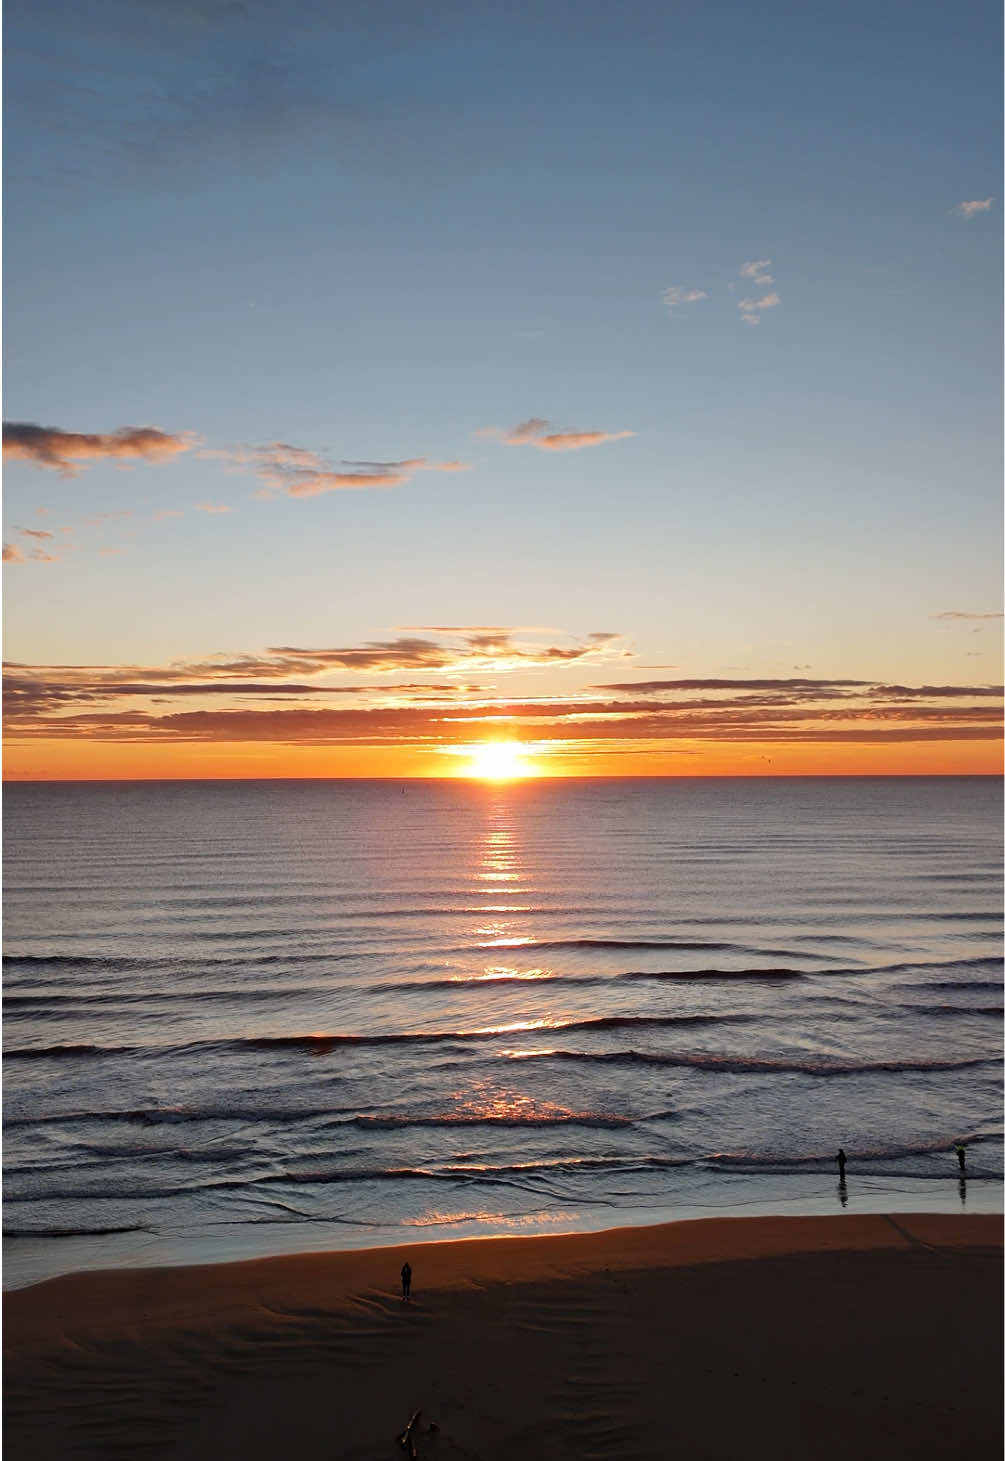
top-left (3, 776), bottom-right (1002, 1289)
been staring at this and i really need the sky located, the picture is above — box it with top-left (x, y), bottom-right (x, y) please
top-left (2, 0), bottom-right (1002, 779)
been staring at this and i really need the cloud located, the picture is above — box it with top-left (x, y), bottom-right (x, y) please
top-left (954, 199), bottom-right (993, 217)
top-left (740, 259), bottom-right (774, 286)
top-left (1, 632), bottom-right (631, 719)
top-left (3, 540), bottom-right (62, 565)
top-left (738, 292), bottom-right (780, 326)
top-left (236, 442), bottom-right (470, 498)
top-left (595, 677), bottom-right (868, 695)
top-left (19, 528), bottom-right (55, 540)
top-left (263, 630), bottom-right (629, 673)
top-left (196, 502), bottom-right (232, 513)
top-left (3, 422), bottom-right (195, 475)
top-left (662, 286), bottom-right (708, 317)
top-left (5, 655), bottom-right (1000, 755)
top-left (480, 419), bottom-right (634, 451)
top-left (934, 610), bottom-right (1003, 620)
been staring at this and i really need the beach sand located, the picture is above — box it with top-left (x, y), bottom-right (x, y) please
top-left (4, 1212), bottom-right (1001, 1460)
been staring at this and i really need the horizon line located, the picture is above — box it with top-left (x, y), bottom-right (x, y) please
top-left (4, 771), bottom-right (1002, 786)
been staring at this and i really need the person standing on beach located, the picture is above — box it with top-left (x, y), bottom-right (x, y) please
top-left (401, 1261), bottom-right (412, 1301)
top-left (955, 1143), bottom-right (966, 1174)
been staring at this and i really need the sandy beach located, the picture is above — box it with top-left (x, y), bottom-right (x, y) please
top-left (4, 1211), bottom-right (1001, 1460)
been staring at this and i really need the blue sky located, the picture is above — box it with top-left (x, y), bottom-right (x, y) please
top-left (3, 0), bottom-right (1001, 776)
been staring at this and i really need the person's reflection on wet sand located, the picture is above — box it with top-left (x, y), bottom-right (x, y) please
top-left (959, 1175), bottom-right (967, 1207)
top-left (838, 1177), bottom-right (848, 1208)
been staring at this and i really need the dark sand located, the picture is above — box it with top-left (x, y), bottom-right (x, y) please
top-left (4, 1212), bottom-right (1002, 1459)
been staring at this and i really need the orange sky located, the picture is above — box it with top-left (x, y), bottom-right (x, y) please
top-left (3, 732), bottom-right (1000, 781)
top-left (3, 631), bottom-right (1001, 780)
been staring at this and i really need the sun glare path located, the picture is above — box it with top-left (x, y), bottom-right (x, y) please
top-left (463, 741), bottom-right (538, 781)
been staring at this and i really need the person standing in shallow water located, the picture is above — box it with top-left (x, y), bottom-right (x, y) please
top-left (837, 1148), bottom-right (847, 1180)
top-left (955, 1143), bottom-right (966, 1174)
top-left (401, 1261), bottom-right (412, 1301)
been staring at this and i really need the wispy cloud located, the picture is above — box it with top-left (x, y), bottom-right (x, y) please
top-left (4, 656), bottom-right (1000, 754)
top-left (231, 442), bottom-right (470, 498)
top-left (662, 286), bottom-right (708, 317)
top-left (954, 199), bottom-right (993, 217)
top-left (196, 502), bottom-right (232, 514)
top-left (735, 258), bottom-right (780, 325)
top-left (738, 291), bottom-right (780, 326)
top-left (1, 631), bottom-right (632, 717)
top-left (934, 610), bottom-right (1003, 620)
top-left (740, 259), bottom-right (774, 286)
top-left (479, 419), bottom-right (634, 451)
top-left (3, 422), bottom-right (196, 475)
top-left (3, 540), bottom-right (61, 565)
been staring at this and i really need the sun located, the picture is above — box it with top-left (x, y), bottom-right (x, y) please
top-left (463, 741), bottom-right (538, 781)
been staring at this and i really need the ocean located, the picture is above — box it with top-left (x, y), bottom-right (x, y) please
top-left (3, 776), bottom-right (1002, 1290)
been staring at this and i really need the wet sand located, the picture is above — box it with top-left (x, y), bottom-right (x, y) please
top-left (4, 1212), bottom-right (1002, 1460)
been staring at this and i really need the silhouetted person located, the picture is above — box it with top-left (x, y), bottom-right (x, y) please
top-left (401, 1261), bottom-right (412, 1301)
top-left (837, 1147), bottom-right (847, 1179)
top-left (955, 1143), bottom-right (966, 1174)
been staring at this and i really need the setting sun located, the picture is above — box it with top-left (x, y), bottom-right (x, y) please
top-left (463, 741), bottom-right (538, 781)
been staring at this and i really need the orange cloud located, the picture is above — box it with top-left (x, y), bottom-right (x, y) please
top-left (1, 632), bottom-right (631, 720)
top-left (239, 443), bottom-right (471, 498)
top-left (3, 541), bottom-right (61, 565)
top-left (4, 651), bottom-right (1000, 764)
top-left (3, 422), bottom-right (195, 475)
top-left (480, 419), bottom-right (634, 450)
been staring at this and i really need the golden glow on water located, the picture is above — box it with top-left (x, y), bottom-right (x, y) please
top-left (403, 1209), bottom-right (576, 1229)
top-left (450, 965), bottom-right (552, 982)
top-left (472, 1019), bottom-right (553, 1036)
top-left (445, 1079), bottom-right (582, 1123)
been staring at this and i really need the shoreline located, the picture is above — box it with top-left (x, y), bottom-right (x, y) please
top-left (5, 1211), bottom-right (1002, 1459)
top-left (4, 1169), bottom-right (1000, 1293)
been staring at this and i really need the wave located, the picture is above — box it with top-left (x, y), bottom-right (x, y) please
top-left (382, 967), bottom-right (809, 994)
top-left (519, 1049), bottom-right (998, 1077)
top-left (895, 1003), bottom-right (1003, 1018)
top-left (2, 1011), bottom-right (762, 1063)
top-left (3, 1043), bottom-right (140, 1060)
top-left (3, 1224), bottom-right (151, 1239)
top-left (2, 954), bottom-right (145, 970)
top-left (348, 1111), bottom-right (630, 1130)
top-left (7, 1136), bottom-right (1000, 1212)
top-left (474, 936), bottom-right (755, 953)
top-left (901, 978), bottom-right (1003, 992)
top-left (243, 1012), bottom-right (761, 1052)
top-left (2, 1104), bottom-right (352, 1130)
top-left (2, 986), bottom-right (327, 1011)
